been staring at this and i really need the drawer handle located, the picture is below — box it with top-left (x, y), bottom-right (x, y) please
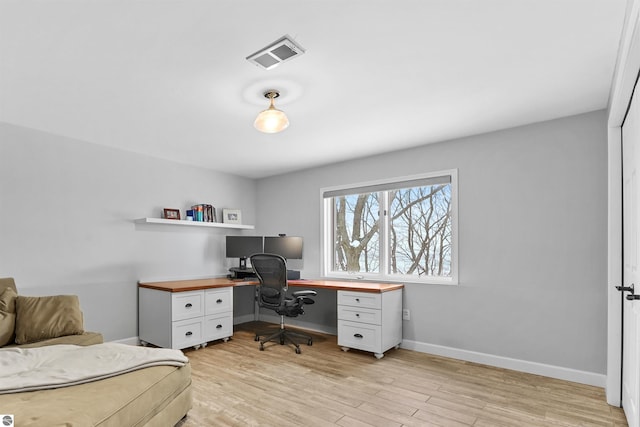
top-left (355, 298), bottom-right (360, 302)
top-left (185, 331), bottom-right (193, 336)
top-left (356, 313), bottom-right (360, 317)
top-left (216, 299), bottom-right (223, 304)
top-left (216, 324), bottom-right (222, 329)
top-left (185, 303), bottom-right (193, 308)
top-left (354, 333), bottom-right (364, 339)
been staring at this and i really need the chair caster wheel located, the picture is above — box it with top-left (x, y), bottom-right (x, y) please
top-left (254, 335), bottom-right (260, 341)
top-left (307, 339), bottom-right (313, 346)
top-left (295, 347), bottom-right (301, 354)
top-left (280, 338), bottom-right (285, 345)
top-left (259, 344), bottom-right (264, 351)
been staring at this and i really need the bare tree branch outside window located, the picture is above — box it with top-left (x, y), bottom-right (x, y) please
top-left (389, 185), bottom-right (451, 277)
top-left (334, 192), bottom-right (379, 273)
top-left (332, 184), bottom-right (451, 278)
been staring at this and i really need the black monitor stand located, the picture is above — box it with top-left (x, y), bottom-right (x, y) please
top-left (229, 257), bottom-right (256, 279)
top-left (287, 270), bottom-right (300, 280)
top-left (229, 268), bottom-right (256, 279)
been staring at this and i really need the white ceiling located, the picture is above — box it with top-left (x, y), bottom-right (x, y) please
top-left (0, 0), bottom-right (628, 179)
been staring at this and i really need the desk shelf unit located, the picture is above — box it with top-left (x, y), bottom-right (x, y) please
top-left (135, 217), bottom-right (254, 230)
top-left (337, 289), bottom-right (403, 359)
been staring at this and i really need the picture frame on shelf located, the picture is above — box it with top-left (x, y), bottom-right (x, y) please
top-left (163, 208), bottom-right (181, 220)
top-left (222, 209), bottom-right (241, 224)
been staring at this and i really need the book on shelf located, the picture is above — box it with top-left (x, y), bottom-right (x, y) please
top-left (191, 204), bottom-right (216, 222)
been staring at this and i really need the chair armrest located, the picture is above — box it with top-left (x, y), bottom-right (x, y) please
top-left (292, 290), bottom-right (317, 297)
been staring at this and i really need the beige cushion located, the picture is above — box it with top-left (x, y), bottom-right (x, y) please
top-left (15, 295), bottom-right (84, 344)
top-left (0, 287), bottom-right (17, 346)
top-left (0, 277), bottom-right (17, 295)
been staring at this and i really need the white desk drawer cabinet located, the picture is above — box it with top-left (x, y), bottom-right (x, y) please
top-left (337, 305), bottom-right (382, 324)
top-left (172, 291), bottom-right (204, 321)
top-left (338, 291), bottom-right (381, 309)
top-left (338, 321), bottom-right (381, 353)
top-left (172, 317), bottom-right (204, 350)
top-left (139, 286), bottom-right (233, 350)
top-left (337, 289), bottom-right (402, 359)
top-left (204, 312), bottom-right (233, 342)
top-left (205, 288), bottom-right (232, 315)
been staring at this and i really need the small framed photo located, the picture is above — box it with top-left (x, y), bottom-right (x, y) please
top-left (163, 208), bottom-right (181, 220)
top-left (222, 209), bottom-right (242, 224)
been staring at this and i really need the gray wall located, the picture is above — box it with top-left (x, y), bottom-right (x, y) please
top-left (0, 110), bottom-right (608, 376)
top-left (255, 110), bottom-right (608, 375)
top-left (0, 122), bottom-right (257, 341)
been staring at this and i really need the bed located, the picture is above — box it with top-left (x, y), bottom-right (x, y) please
top-left (0, 277), bottom-right (192, 427)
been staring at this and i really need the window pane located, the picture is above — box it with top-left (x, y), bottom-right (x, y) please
top-left (333, 193), bottom-right (380, 273)
top-left (389, 184), bottom-right (451, 278)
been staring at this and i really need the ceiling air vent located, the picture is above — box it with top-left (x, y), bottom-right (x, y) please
top-left (246, 35), bottom-right (306, 70)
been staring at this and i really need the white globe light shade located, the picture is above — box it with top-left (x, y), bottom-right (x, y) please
top-left (254, 106), bottom-right (289, 133)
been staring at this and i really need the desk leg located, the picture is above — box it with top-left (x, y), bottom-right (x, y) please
top-left (254, 286), bottom-right (260, 321)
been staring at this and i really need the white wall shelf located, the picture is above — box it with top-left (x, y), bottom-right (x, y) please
top-left (135, 218), bottom-right (255, 230)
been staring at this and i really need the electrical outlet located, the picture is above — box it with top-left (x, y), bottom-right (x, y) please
top-left (402, 309), bottom-right (410, 321)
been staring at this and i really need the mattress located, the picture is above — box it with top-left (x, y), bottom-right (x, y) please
top-left (0, 362), bottom-right (192, 427)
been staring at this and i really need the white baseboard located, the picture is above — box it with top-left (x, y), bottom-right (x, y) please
top-left (110, 336), bottom-right (140, 346)
top-left (401, 339), bottom-right (606, 388)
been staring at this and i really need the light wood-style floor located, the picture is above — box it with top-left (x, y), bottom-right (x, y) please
top-left (178, 322), bottom-right (627, 427)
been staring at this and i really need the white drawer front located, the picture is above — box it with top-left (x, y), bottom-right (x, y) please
top-left (338, 291), bottom-right (381, 309)
top-left (337, 305), bottom-right (381, 325)
top-left (338, 320), bottom-right (381, 353)
top-left (172, 291), bottom-right (204, 321)
top-left (205, 287), bottom-right (233, 315)
top-left (204, 313), bottom-right (233, 341)
top-left (172, 318), bottom-right (203, 349)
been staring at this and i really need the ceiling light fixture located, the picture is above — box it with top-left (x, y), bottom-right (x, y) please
top-left (254, 91), bottom-right (289, 133)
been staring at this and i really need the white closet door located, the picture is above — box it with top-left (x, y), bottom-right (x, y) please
top-left (622, 81), bottom-right (640, 427)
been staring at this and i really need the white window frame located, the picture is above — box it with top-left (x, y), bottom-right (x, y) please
top-left (321, 169), bottom-right (458, 285)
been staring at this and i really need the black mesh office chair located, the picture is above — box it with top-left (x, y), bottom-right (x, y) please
top-left (249, 253), bottom-right (316, 354)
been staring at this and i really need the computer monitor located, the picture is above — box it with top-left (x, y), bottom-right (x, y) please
top-left (225, 236), bottom-right (263, 270)
top-left (263, 236), bottom-right (303, 259)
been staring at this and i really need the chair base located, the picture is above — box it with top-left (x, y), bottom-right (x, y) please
top-left (255, 322), bottom-right (313, 354)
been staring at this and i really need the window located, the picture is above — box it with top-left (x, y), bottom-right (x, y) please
top-left (322, 170), bottom-right (457, 284)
